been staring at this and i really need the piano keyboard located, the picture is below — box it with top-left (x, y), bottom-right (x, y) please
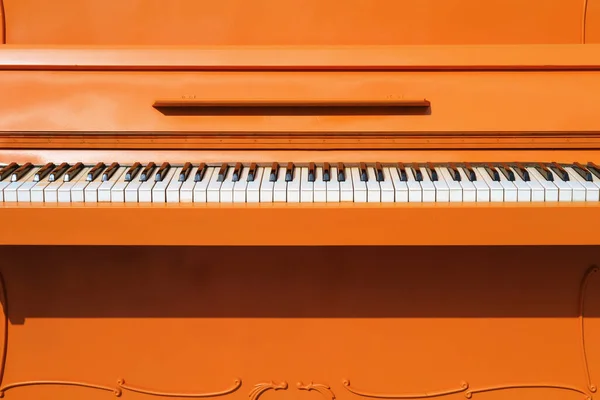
top-left (2, 161), bottom-right (600, 203)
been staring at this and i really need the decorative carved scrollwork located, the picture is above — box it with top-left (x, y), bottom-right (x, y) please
top-left (248, 381), bottom-right (288, 400)
top-left (298, 381), bottom-right (335, 400)
top-left (342, 264), bottom-right (599, 400)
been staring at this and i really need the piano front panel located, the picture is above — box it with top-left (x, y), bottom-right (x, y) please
top-left (0, 246), bottom-right (598, 400)
top-left (1, 70), bottom-right (600, 136)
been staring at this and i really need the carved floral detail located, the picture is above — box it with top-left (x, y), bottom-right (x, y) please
top-left (248, 381), bottom-right (288, 400)
top-left (342, 265), bottom-right (599, 400)
top-left (298, 381), bottom-right (335, 400)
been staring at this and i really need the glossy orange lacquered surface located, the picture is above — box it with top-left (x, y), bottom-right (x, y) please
top-left (2, 2), bottom-right (600, 399)
top-left (2, 0), bottom-right (591, 45)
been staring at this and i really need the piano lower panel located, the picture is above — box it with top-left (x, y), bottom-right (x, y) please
top-left (0, 246), bottom-right (598, 400)
top-left (2, 203), bottom-right (600, 246)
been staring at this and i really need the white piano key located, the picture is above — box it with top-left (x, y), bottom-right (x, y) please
top-left (153, 166), bottom-right (177, 203)
top-left (111, 168), bottom-right (132, 202)
top-left (179, 167), bottom-right (197, 203)
top-left (124, 173), bottom-right (144, 203)
top-left (527, 167), bottom-right (559, 202)
top-left (137, 174), bottom-right (156, 203)
top-left (379, 168), bottom-right (394, 202)
top-left (431, 168), bottom-right (450, 202)
top-left (219, 167), bottom-right (236, 203)
top-left (547, 169), bottom-right (572, 202)
top-left (233, 166), bottom-right (250, 203)
top-left (366, 167), bottom-right (381, 202)
top-left (565, 167), bottom-right (600, 201)
top-left (287, 167), bottom-right (301, 203)
top-left (30, 174), bottom-right (53, 202)
top-left (166, 167), bottom-right (184, 203)
top-left (463, 169), bottom-right (488, 202)
top-left (438, 168), bottom-right (462, 202)
top-left (420, 167), bottom-right (436, 203)
top-left (71, 168), bottom-right (93, 202)
top-left (247, 167), bottom-right (264, 203)
top-left (4, 167), bottom-right (39, 202)
top-left (206, 167), bottom-right (223, 202)
top-left (475, 168), bottom-right (503, 202)
top-left (42, 173), bottom-right (65, 202)
top-left (326, 167), bottom-right (340, 202)
top-left (58, 167), bottom-right (90, 203)
top-left (388, 167), bottom-right (408, 202)
top-left (313, 167), bottom-right (327, 203)
top-left (339, 168), bottom-right (353, 202)
top-left (194, 167), bottom-right (215, 203)
top-left (559, 168), bottom-right (586, 202)
top-left (98, 167), bottom-right (126, 202)
top-left (272, 167), bottom-right (287, 202)
top-left (497, 172), bottom-right (518, 202)
top-left (520, 169), bottom-right (544, 202)
top-left (84, 171), bottom-right (107, 202)
top-left (300, 167), bottom-right (313, 203)
top-left (509, 168), bottom-right (532, 202)
top-left (350, 167), bottom-right (367, 202)
top-left (407, 168), bottom-right (422, 203)
top-left (18, 167), bottom-right (47, 202)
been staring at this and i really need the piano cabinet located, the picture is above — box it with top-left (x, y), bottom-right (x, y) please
top-left (0, 246), bottom-right (597, 400)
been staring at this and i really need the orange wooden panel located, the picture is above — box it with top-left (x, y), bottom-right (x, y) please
top-left (1, 69), bottom-right (600, 134)
top-left (2, 0), bottom-right (584, 45)
top-left (1, 45), bottom-right (600, 70)
top-left (2, 202), bottom-right (600, 246)
top-left (586, 0), bottom-right (600, 43)
top-left (0, 246), bottom-right (598, 400)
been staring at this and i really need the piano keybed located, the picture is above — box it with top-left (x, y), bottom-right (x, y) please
top-left (2, 161), bottom-right (600, 203)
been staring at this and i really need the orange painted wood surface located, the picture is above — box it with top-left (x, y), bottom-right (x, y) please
top-left (2, 0), bottom-right (588, 45)
top-left (2, 202), bottom-right (600, 246)
top-left (0, 247), bottom-right (598, 400)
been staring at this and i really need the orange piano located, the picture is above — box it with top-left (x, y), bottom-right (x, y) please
top-left (0, 1), bottom-right (599, 399)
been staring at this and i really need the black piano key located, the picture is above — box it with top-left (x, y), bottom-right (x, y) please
top-left (484, 163), bottom-right (500, 181)
top-left (397, 162), bottom-right (408, 181)
top-left (447, 163), bottom-right (461, 181)
top-left (375, 162), bottom-right (384, 182)
top-left (247, 163), bottom-right (258, 182)
top-left (514, 162), bottom-right (530, 181)
top-left (285, 162), bottom-right (294, 182)
top-left (11, 162), bottom-right (33, 182)
top-left (359, 162), bottom-right (368, 181)
top-left (535, 163), bottom-right (553, 181)
top-left (323, 162), bottom-right (331, 182)
top-left (217, 163), bottom-right (228, 182)
top-left (194, 163), bottom-right (208, 182)
top-left (64, 162), bottom-right (84, 182)
top-left (155, 162), bottom-right (171, 182)
top-left (463, 162), bottom-right (476, 181)
top-left (308, 162), bottom-right (316, 182)
top-left (87, 162), bottom-right (105, 181)
top-left (425, 162), bottom-right (438, 181)
top-left (0, 162), bottom-right (18, 181)
top-left (269, 162), bottom-right (280, 182)
top-left (549, 162), bottom-right (569, 181)
top-left (179, 162), bottom-right (192, 182)
top-left (410, 163), bottom-right (422, 181)
top-left (232, 162), bottom-right (243, 182)
top-left (573, 162), bottom-right (593, 181)
top-left (337, 162), bottom-right (346, 182)
top-left (102, 162), bottom-right (120, 182)
top-left (498, 163), bottom-right (515, 181)
top-left (588, 162), bottom-right (600, 179)
top-left (125, 162), bottom-right (141, 182)
top-left (49, 162), bottom-right (70, 182)
top-left (35, 162), bottom-right (55, 182)
top-left (140, 162), bottom-right (156, 182)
